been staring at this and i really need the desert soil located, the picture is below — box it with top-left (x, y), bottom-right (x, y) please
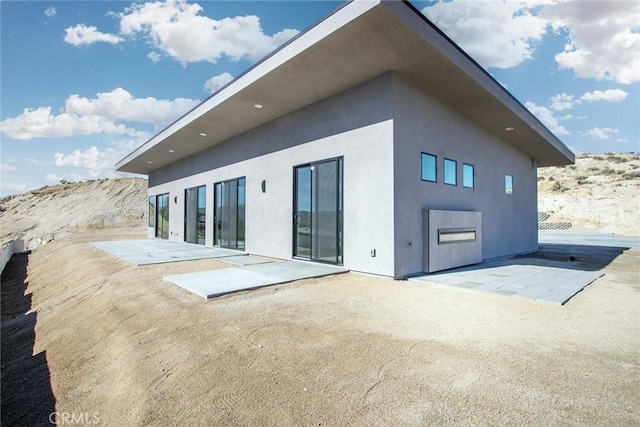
top-left (1, 153), bottom-right (639, 425)
top-left (2, 227), bottom-right (639, 426)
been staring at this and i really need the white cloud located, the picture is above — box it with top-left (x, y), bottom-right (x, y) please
top-left (582, 127), bottom-right (619, 140)
top-left (147, 52), bottom-right (162, 63)
top-left (580, 89), bottom-right (628, 103)
top-left (1, 163), bottom-right (16, 172)
top-left (118, 0), bottom-right (299, 64)
top-left (0, 106), bottom-right (147, 140)
top-left (422, 0), bottom-right (549, 69)
top-left (0, 88), bottom-right (199, 140)
top-left (544, 1), bottom-right (640, 84)
top-left (203, 72), bottom-right (234, 93)
top-left (44, 5), bottom-right (57, 18)
top-left (525, 101), bottom-right (570, 136)
top-left (64, 24), bottom-right (124, 46)
top-left (422, 1), bottom-right (640, 83)
top-left (0, 182), bottom-right (29, 197)
top-left (54, 140), bottom-right (141, 178)
top-left (64, 87), bottom-right (199, 126)
top-left (550, 93), bottom-right (575, 111)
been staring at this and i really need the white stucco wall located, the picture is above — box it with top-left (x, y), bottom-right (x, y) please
top-left (148, 74), bottom-right (396, 276)
top-left (392, 76), bottom-right (538, 278)
top-left (146, 72), bottom-right (539, 279)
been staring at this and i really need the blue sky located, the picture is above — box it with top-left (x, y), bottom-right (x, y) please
top-left (1, 0), bottom-right (638, 196)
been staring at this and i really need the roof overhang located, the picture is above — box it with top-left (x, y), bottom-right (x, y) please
top-left (116, 0), bottom-right (574, 174)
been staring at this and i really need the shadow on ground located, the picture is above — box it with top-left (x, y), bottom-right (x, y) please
top-left (516, 243), bottom-right (630, 271)
top-left (1, 252), bottom-right (57, 427)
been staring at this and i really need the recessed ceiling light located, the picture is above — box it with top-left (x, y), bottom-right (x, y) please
top-left (505, 127), bottom-right (515, 131)
top-left (168, 149), bottom-right (175, 153)
top-left (147, 161), bottom-right (153, 164)
top-left (254, 104), bottom-right (263, 109)
top-left (199, 132), bottom-right (207, 137)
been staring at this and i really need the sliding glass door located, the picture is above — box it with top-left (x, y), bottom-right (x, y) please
top-left (214, 177), bottom-right (245, 250)
top-left (155, 193), bottom-right (169, 239)
top-left (185, 185), bottom-right (206, 245)
top-left (294, 157), bottom-right (343, 265)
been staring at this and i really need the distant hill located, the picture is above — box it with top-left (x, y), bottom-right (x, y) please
top-left (1, 152), bottom-right (638, 250)
top-left (0, 178), bottom-right (147, 249)
top-left (538, 152), bottom-right (640, 236)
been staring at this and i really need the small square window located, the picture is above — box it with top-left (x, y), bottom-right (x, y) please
top-left (421, 153), bottom-right (437, 182)
top-left (463, 163), bottom-right (474, 188)
top-left (444, 158), bottom-right (457, 186)
top-left (505, 174), bottom-right (513, 194)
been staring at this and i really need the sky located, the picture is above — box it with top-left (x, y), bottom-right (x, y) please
top-left (1, 0), bottom-right (638, 197)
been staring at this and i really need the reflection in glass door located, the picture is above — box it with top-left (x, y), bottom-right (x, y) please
top-left (185, 185), bottom-right (206, 245)
top-left (294, 157), bottom-right (343, 264)
top-left (214, 177), bottom-right (245, 250)
top-left (155, 193), bottom-right (169, 239)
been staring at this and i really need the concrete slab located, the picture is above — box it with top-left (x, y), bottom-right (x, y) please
top-left (91, 239), bottom-right (244, 265)
top-left (540, 232), bottom-right (640, 248)
top-left (409, 259), bottom-right (604, 305)
top-left (165, 260), bottom-right (348, 299)
top-left (218, 255), bottom-right (274, 266)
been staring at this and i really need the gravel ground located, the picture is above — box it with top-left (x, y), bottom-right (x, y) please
top-left (1, 228), bottom-right (639, 426)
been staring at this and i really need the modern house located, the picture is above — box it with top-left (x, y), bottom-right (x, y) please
top-left (116, 0), bottom-right (574, 279)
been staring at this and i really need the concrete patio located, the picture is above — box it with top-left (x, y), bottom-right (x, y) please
top-left (91, 239), bottom-right (245, 265)
top-left (407, 233), bottom-right (631, 304)
top-left (409, 260), bottom-right (603, 305)
top-left (91, 233), bottom-right (629, 303)
top-left (165, 261), bottom-right (348, 299)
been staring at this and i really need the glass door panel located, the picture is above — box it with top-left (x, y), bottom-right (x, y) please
top-left (214, 178), bottom-right (245, 250)
top-left (293, 158), bottom-right (342, 264)
top-left (156, 193), bottom-right (169, 239)
top-left (185, 186), bottom-right (206, 245)
top-left (294, 166), bottom-right (312, 259)
top-left (197, 186), bottom-right (206, 245)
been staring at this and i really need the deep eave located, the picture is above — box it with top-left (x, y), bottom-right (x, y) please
top-left (116, 0), bottom-right (574, 175)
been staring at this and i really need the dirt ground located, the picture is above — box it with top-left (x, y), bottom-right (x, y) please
top-left (2, 227), bottom-right (639, 426)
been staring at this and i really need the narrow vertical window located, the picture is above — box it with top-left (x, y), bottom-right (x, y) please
top-left (421, 153), bottom-right (437, 182)
top-left (505, 174), bottom-right (513, 194)
top-left (214, 177), bottom-right (245, 250)
top-left (444, 158), bottom-right (457, 186)
top-left (462, 163), bottom-right (474, 188)
top-left (148, 196), bottom-right (156, 228)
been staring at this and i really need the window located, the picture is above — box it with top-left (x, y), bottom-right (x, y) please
top-left (505, 174), bottom-right (513, 194)
top-left (421, 153), bottom-right (437, 182)
top-left (444, 158), bottom-right (457, 186)
top-left (148, 196), bottom-right (156, 228)
top-left (462, 163), bottom-right (474, 188)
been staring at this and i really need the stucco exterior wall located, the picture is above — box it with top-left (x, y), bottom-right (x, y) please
top-left (147, 74), bottom-right (396, 276)
top-left (392, 76), bottom-right (538, 278)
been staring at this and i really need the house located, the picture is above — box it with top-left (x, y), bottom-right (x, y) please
top-left (116, 0), bottom-right (574, 279)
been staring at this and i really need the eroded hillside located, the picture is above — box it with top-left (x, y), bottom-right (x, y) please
top-left (538, 152), bottom-right (640, 236)
top-left (0, 178), bottom-right (147, 249)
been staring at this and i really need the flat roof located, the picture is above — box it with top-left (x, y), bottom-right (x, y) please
top-left (116, 0), bottom-right (574, 174)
